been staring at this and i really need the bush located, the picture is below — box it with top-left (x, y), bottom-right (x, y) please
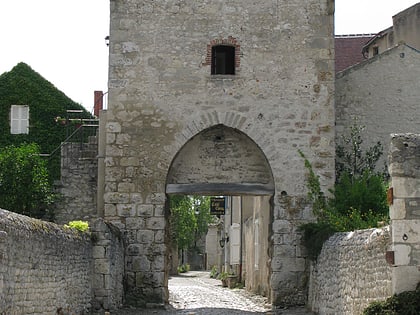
top-left (177, 263), bottom-right (190, 273)
top-left (332, 171), bottom-right (388, 218)
top-left (210, 265), bottom-right (219, 279)
top-left (363, 284), bottom-right (420, 315)
top-left (298, 134), bottom-right (389, 260)
top-left (65, 220), bottom-right (89, 232)
top-left (0, 143), bottom-right (56, 219)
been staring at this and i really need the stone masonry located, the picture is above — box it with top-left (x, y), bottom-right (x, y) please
top-left (335, 44), bottom-right (420, 170)
top-left (0, 209), bottom-right (92, 314)
top-left (104, 0), bottom-right (335, 306)
top-left (388, 133), bottom-right (420, 294)
top-left (308, 228), bottom-right (392, 315)
top-left (54, 139), bottom-right (99, 225)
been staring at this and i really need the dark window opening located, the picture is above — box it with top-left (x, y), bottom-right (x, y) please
top-left (211, 45), bottom-right (235, 75)
top-left (373, 46), bottom-right (379, 56)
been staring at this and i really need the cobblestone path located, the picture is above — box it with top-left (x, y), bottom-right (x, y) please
top-left (118, 271), bottom-right (314, 315)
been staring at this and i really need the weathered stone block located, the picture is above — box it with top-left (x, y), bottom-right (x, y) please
top-left (392, 177), bottom-right (420, 198)
top-left (392, 219), bottom-right (420, 244)
top-left (392, 265), bottom-right (420, 294)
top-left (132, 256), bottom-right (150, 272)
top-left (95, 259), bottom-right (110, 274)
top-left (104, 192), bottom-right (130, 204)
top-left (146, 217), bottom-right (165, 230)
top-left (272, 220), bottom-right (292, 234)
top-left (117, 204), bottom-right (136, 217)
top-left (389, 198), bottom-right (407, 220)
top-left (137, 204), bottom-right (153, 217)
top-left (126, 217), bottom-right (145, 230)
top-left (137, 230), bottom-right (154, 244)
top-left (106, 121), bottom-right (121, 133)
top-left (92, 246), bottom-right (106, 259)
top-left (393, 244), bottom-right (411, 266)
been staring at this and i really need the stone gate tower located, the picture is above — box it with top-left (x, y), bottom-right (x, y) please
top-left (103, 0), bottom-right (335, 307)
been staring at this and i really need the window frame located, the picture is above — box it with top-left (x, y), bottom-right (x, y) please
top-left (211, 45), bottom-right (236, 75)
top-left (10, 105), bottom-right (29, 134)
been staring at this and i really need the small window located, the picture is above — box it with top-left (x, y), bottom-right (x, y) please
top-left (10, 105), bottom-right (29, 134)
top-left (211, 45), bottom-right (235, 75)
top-left (373, 46), bottom-right (379, 56)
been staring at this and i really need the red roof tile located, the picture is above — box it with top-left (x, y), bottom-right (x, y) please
top-left (335, 35), bottom-right (374, 73)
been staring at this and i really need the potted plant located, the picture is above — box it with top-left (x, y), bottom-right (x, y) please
top-left (217, 271), bottom-right (228, 287)
top-left (226, 273), bottom-right (238, 289)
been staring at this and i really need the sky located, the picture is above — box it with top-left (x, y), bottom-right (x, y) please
top-left (0, 0), bottom-right (419, 112)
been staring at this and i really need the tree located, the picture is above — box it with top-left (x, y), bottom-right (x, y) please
top-left (299, 122), bottom-right (389, 259)
top-left (0, 143), bottom-right (55, 219)
top-left (334, 122), bottom-right (388, 217)
top-left (170, 195), bottom-right (214, 252)
top-left (336, 122), bottom-right (384, 181)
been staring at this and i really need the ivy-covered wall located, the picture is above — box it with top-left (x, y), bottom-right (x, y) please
top-left (0, 62), bottom-right (92, 179)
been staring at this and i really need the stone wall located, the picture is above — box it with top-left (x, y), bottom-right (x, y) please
top-left (388, 133), bottom-right (420, 294)
top-left (91, 219), bottom-right (125, 311)
top-left (54, 139), bottom-right (98, 225)
top-left (335, 44), bottom-right (420, 171)
top-left (106, 0), bottom-right (335, 305)
top-left (0, 208), bottom-right (93, 314)
top-left (308, 227), bottom-right (392, 315)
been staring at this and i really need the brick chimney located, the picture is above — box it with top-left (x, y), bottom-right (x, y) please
top-left (94, 91), bottom-right (103, 117)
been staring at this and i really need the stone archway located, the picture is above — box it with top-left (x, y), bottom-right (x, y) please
top-left (166, 124), bottom-right (274, 195)
top-left (165, 124), bottom-right (275, 301)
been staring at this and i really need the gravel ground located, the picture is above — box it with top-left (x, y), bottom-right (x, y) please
top-left (115, 271), bottom-right (314, 315)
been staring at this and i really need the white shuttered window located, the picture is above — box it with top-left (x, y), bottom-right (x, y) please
top-left (10, 105), bottom-right (29, 134)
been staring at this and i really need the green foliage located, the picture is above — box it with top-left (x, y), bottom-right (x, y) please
top-left (298, 222), bottom-right (337, 260)
top-left (298, 124), bottom-right (389, 260)
top-left (336, 121), bottom-right (385, 181)
top-left (177, 263), bottom-right (190, 273)
top-left (363, 284), bottom-right (420, 315)
top-left (0, 143), bottom-right (56, 219)
top-left (65, 220), bottom-right (89, 232)
top-left (217, 271), bottom-right (229, 281)
top-left (327, 207), bottom-right (388, 232)
top-left (298, 150), bottom-right (327, 220)
top-left (210, 265), bottom-right (219, 278)
top-left (332, 171), bottom-right (388, 218)
top-left (0, 63), bottom-right (93, 180)
top-left (170, 195), bottom-right (215, 251)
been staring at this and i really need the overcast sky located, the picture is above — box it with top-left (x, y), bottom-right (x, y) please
top-left (0, 0), bottom-right (418, 112)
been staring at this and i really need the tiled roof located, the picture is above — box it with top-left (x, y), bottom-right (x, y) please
top-left (335, 34), bottom-right (374, 73)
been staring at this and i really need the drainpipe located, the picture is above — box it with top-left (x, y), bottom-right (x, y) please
top-left (97, 109), bottom-right (106, 217)
top-left (239, 196), bottom-right (243, 283)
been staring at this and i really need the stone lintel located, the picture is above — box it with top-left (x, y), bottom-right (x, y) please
top-left (166, 183), bottom-right (274, 196)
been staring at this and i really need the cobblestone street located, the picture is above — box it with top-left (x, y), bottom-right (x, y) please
top-left (118, 271), bottom-right (314, 315)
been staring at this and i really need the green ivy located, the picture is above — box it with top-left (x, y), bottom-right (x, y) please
top-left (0, 62), bottom-right (93, 180)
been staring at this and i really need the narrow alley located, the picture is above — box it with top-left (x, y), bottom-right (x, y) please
top-left (118, 271), bottom-right (314, 315)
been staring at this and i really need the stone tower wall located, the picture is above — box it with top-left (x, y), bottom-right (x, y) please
top-left (106, 0), bottom-right (335, 306)
top-left (388, 133), bottom-right (420, 293)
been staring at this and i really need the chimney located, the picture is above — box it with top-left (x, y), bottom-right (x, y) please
top-left (94, 91), bottom-right (103, 117)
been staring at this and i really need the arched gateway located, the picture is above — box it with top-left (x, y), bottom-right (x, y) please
top-left (104, 0), bottom-right (335, 308)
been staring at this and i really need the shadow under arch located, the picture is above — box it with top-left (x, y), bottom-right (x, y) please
top-left (166, 124), bottom-right (275, 196)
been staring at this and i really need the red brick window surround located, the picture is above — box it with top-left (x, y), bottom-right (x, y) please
top-left (204, 37), bottom-right (241, 75)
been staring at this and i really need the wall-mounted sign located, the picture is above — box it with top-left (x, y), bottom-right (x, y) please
top-left (210, 197), bottom-right (225, 215)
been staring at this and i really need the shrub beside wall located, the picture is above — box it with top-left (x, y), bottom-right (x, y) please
top-left (308, 227), bottom-right (392, 315)
top-left (0, 208), bottom-right (93, 314)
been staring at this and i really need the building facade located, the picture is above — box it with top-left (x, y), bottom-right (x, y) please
top-left (102, 0), bottom-right (335, 306)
